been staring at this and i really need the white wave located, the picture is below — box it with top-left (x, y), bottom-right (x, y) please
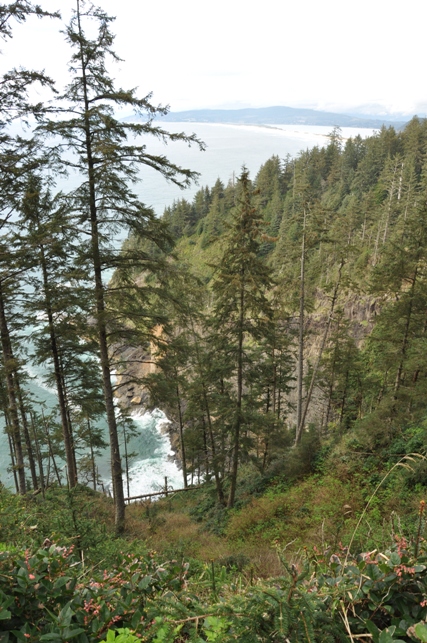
top-left (106, 409), bottom-right (183, 499)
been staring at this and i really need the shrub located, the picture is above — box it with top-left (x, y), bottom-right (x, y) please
top-left (0, 543), bottom-right (187, 642)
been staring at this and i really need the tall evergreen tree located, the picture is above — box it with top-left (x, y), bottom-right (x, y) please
top-left (210, 168), bottom-right (274, 508)
top-left (41, 0), bottom-right (202, 532)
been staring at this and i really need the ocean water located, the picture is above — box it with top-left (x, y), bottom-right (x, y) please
top-left (1, 122), bottom-right (376, 494)
top-left (55, 122), bottom-right (376, 216)
top-left (120, 410), bottom-right (184, 498)
top-left (131, 122), bottom-right (377, 215)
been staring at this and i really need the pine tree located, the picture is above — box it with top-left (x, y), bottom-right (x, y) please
top-left (40, 0), bottom-right (202, 532)
top-left (210, 168), bottom-right (274, 508)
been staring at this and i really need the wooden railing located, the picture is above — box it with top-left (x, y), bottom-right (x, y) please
top-left (124, 477), bottom-right (201, 503)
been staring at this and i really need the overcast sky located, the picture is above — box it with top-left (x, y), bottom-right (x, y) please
top-left (1, 0), bottom-right (426, 117)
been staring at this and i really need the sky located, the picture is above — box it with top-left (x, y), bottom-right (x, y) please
top-left (1, 0), bottom-right (426, 117)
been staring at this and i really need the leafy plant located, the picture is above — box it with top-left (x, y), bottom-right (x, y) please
top-left (106, 629), bottom-right (140, 643)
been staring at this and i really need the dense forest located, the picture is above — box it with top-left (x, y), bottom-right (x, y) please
top-left (140, 118), bottom-right (427, 501)
top-left (3, 2), bottom-right (427, 642)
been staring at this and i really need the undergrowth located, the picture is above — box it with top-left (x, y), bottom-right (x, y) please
top-left (2, 445), bottom-right (427, 640)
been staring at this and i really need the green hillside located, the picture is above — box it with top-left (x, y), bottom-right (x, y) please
top-left (138, 118), bottom-right (427, 491)
top-left (2, 2), bottom-right (427, 641)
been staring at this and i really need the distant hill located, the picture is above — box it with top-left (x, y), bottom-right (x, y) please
top-left (157, 106), bottom-right (406, 129)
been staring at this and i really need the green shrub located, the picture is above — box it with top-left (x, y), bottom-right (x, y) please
top-left (0, 543), bottom-right (187, 642)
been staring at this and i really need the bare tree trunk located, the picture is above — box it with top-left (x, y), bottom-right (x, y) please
top-left (296, 208), bottom-right (306, 435)
top-left (295, 260), bottom-right (344, 445)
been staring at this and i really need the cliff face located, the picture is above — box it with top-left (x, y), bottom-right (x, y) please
top-left (113, 344), bottom-right (152, 410)
top-left (112, 333), bottom-right (183, 462)
top-left (285, 292), bottom-right (379, 429)
top-left (112, 290), bottom-right (378, 435)
top-left (113, 325), bottom-right (163, 409)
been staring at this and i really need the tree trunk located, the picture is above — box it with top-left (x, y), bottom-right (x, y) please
top-left (189, 315), bottom-right (225, 504)
top-left (394, 267), bottom-right (417, 398)
top-left (30, 411), bottom-right (45, 497)
top-left (296, 208), bottom-right (306, 436)
top-left (295, 259), bottom-right (344, 445)
top-left (5, 413), bottom-right (19, 493)
top-left (0, 282), bottom-right (26, 494)
top-left (175, 380), bottom-right (188, 488)
top-left (16, 382), bottom-right (38, 490)
top-left (227, 269), bottom-right (245, 509)
top-left (77, 2), bottom-right (125, 532)
top-left (87, 419), bottom-right (97, 491)
top-left (201, 415), bottom-right (210, 479)
top-left (38, 239), bottom-right (78, 487)
top-left (203, 389), bottom-right (225, 505)
top-left (41, 410), bottom-right (62, 486)
top-left (123, 423), bottom-right (130, 500)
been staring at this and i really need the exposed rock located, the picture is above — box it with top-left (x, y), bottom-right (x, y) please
top-left (130, 396), bottom-right (142, 405)
top-left (110, 334), bottom-right (181, 466)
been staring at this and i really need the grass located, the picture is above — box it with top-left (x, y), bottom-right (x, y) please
top-left (1, 454), bottom-right (426, 579)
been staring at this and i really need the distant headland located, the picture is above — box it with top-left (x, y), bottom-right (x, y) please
top-left (158, 105), bottom-right (407, 129)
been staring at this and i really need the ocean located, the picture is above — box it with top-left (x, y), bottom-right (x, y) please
top-left (131, 122), bottom-right (376, 215)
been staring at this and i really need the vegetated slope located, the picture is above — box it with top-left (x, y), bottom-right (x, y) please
top-left (7, 116), bottom-right (427, 634)
top-left (125, 117), bottom-right (427, 516)
top-left (2, 477), bottom-right (427, 642)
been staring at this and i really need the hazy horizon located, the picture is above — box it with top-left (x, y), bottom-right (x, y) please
top-left (0, 0), bottom-right (425, 120)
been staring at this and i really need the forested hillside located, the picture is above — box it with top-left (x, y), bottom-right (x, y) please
top-left (134, 118), bottom-right (427, 506)
top-left (4, 2), bottom-right (427, 642)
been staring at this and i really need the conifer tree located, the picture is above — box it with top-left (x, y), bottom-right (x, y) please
top-left (15, 178), bottom-right (83, 488)
top-left (210, 168), bottom-right (274, 508)
top-left (41, 0), bottom-right (202, 532)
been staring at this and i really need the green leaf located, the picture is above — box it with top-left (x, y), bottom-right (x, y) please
top-left (415, 623), bottom-right (427, 642)
top-left (53, 576), bottom-right (70, 590)
top-left (0, 608), bottom-right (11, 620)
top-left (379, 627), bottom-right (396, 643)
top-left (63, 627), bottom-right (86, 639)
top-left (366, 619), bottom-right (380, 642)
top-left (138, 575), bottom-right (152, 590)
top-left (389, 552), bottom-right (401, 566)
